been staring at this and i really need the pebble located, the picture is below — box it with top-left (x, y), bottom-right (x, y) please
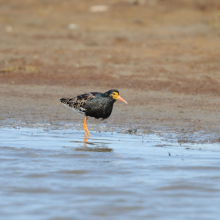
top-left (68, 23), bottom-right (79, 30)
top-left (126, 129), bottom-right (137, 134)
top-left (89, 5), bottom-right (109, 13)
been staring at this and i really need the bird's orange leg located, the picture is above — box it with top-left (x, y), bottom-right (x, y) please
top-left (84, 136), bottom-right (88, 147)
top-left (83, 117), bottom-right (90, 137)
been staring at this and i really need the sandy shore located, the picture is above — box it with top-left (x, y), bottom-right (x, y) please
top-left (1, 0), bottom-right (220, 142)
top-left (1, 84), bottom-right (220, 143)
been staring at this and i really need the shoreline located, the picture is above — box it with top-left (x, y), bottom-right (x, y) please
top-left (1, 84), bottom-right (220, 144)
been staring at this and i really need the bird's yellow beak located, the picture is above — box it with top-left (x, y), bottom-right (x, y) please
top-left (117, 95), bottom-right (127, 104)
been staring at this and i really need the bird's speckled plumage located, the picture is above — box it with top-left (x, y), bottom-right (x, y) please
top-left (60, 89), bottom-right (119, 120)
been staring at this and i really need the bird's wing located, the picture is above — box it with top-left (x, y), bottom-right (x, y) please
top-left (60, 92), bottom-right (101, 115)
top-left (76, 92), bottom-right (100, 101)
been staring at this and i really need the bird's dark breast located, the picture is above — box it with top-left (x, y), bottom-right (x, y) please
top-left (85, 98), bottom-right (115, 119)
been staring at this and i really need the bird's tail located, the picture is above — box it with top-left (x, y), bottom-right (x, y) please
top-left (60, 98), bottom-right (69, 104)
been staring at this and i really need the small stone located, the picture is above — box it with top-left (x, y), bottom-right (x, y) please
top-left (89, 5), bottom-right (109, 13)
top-left (6, 26), bottom-right (13, 33)
top-left (126, 129), bottom-right (137, 134)
top-left (68, 23), bottom-right (78, 30)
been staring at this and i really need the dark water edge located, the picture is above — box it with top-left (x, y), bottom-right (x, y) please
top-left (0, 127), bottom-right (220, 220)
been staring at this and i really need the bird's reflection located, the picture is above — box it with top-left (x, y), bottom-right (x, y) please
top-left (84, 135), bottom-right (89, 147)
top-left (74, 135), bottom-right (113, 152)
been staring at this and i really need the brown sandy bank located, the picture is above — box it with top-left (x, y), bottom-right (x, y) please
top-left (0, 0), bottom-right (220, 142)
top-left (1, 84), bottom-right (220, 143)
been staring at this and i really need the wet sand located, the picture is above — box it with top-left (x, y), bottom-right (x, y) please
top-left (0, 0), bottom-right (220, 140)
top-left (1, 83), bottom-right (220, 143)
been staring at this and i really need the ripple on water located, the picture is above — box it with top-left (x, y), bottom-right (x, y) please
top-left (0, 127), bottom-right (220, 220)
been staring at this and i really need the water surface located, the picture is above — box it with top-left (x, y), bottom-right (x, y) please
top-left (0, 128), bottom-right (220, 220)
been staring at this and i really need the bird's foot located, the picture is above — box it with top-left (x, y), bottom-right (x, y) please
top-left (84, 136), bottom-right (89, 147)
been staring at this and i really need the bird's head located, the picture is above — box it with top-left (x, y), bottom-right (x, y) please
top-left (105, 89), bottom-right (127, 104)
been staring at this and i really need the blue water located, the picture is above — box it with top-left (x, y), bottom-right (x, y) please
top-left (0, 127), bottom-right (220, 220)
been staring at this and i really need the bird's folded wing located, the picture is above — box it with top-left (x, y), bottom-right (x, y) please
top-left (76, 92), bottom-right (100, 101)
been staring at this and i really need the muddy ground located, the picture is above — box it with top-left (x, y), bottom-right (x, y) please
top-left (0, 0), bottom-right (220, 142)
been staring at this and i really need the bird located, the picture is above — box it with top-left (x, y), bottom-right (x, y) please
top-left (60, 89), bottom-right (127, 137)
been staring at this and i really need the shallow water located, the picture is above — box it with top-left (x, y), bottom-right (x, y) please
top-left (0, 127), bottom-right (220, 220)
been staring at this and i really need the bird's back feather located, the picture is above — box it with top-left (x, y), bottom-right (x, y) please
top-left (60, 91), bottom-right (116, 119)
top-left (60, 92), bottom-right (101, 116)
